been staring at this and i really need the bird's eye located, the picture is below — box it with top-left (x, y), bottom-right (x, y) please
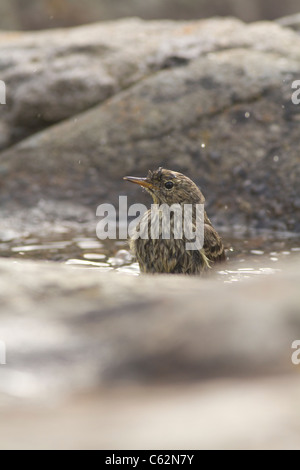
top-left (165, 181), bottom-right (174, 190)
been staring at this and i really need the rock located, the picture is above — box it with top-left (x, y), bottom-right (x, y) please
top-left (0, 256), bottom-right (299, 389)
top-left (1, 377), bottom-right (300, 449)
top-left (0, 19), bottom-right (189, 148)
top-left (0, 18), bottom-right (299, 232)
top-left (0, 256), bottom-right (299, 449)
top-left (277, 13), bottom-right (300, 31)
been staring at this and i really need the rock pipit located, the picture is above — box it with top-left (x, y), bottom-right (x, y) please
top-left (124, 167), bottom-right (225, 274)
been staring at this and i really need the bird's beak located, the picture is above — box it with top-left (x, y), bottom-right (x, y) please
top-left (123, 176), bottom-right (155, 189)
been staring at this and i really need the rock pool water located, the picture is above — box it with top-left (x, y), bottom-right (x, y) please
top-left (0, 230), bottom-right (299, 283)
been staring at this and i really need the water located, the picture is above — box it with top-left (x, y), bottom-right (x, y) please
top-left (0, 229), bottom-right (299, 282)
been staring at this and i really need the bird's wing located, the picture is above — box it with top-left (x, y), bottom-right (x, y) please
top-left (203, 223), bottom-right (226, 263)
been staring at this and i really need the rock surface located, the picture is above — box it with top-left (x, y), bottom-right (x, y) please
top-left (0, 18), bottom-right (299, 233)
top-left (0, 256), bottom-right (299, 449)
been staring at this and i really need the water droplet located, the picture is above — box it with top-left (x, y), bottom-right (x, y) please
top-left (250, 250), bottom-right (264, 255)
top-left (116, 263), bottom-right (140, 276)
top-left (260, 268), bottom-right (277, 274)
top-left (201, 143), bottom-right (206, 148)
top-left (11, 242), bottom-right (71, 252)
top-left (108, 250), bottom-right (132, 266)
top-left (76, 239), bottom-right (103, 249)
top-left (66, 259), bottom-right (108, 268)
top-left (83, 253), bottom-right (106, 260)
top-left (115, 250), bottom-right (132, 262)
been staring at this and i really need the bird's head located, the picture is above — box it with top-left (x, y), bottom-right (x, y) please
top-left (124, 167), bottom-right (205, 205)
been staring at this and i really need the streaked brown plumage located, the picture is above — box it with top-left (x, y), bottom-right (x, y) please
top-left (124, 167), bottom-right (225, 274)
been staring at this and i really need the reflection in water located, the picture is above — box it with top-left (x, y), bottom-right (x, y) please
top-left (0, 232), bottom-right (299, 283)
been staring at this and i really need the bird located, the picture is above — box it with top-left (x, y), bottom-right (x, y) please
top-left (124, 167), bottom-right (225, 274)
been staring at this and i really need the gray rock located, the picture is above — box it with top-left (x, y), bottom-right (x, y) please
top-left (2, 376), bottom-right (300, 449)
top-left (0, 19), bottom-right (187, 148)
top-left (0, 18), bottom-right (299, 232)
top-left (277, 13), bottom-right (300, 31)
top-left (0, 256), bottom-right (299, 449)
top-left (0, 256), bottom-right (299, 391)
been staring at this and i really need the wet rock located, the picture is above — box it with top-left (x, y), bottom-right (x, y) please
top-left (0, 18), bottom-right (299, 232)
top-left (1, 376), bottom-right (300, 449)
top-left (0, 256), bottom-right (299, 390)
top-left (0, 256), bottom-right (299, 448)
top-left (0, 19), bottom-right (188, 148)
